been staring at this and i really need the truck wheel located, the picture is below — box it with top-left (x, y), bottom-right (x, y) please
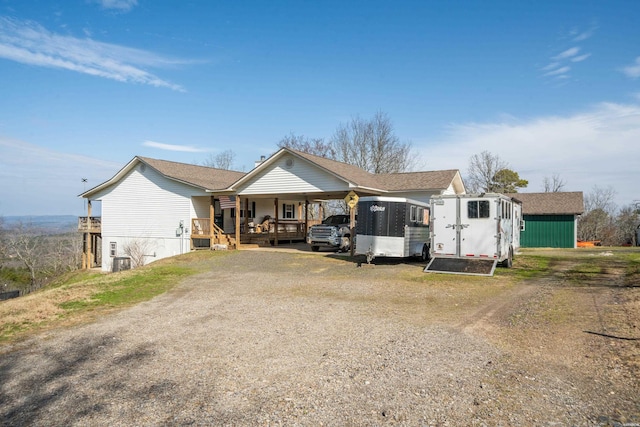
top-left (311, 246), bottom-right (320, 252)
top-left (339, 236), bottom-right (350, 252)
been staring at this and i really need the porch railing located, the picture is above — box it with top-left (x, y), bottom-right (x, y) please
top-left (191, 218), bottom-right (322, 247)
top-left (78, 216), bottom-right (101, 233)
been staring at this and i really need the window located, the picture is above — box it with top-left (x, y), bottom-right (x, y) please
top-left (110, 242), bottom-right (117, 257)
top-left (410, 205), bottom-right (417, 222)
top-left (282, 203), bottom-right (295, 219)
top-left (410, 205), bottom-right (425, 224)
top-left (230, 201), bottom-right (255, 219)
top-left (468, 200), bottom-right (490, 219)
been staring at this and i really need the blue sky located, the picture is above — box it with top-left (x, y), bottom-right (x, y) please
top-left (1, 0), bottom-right (639, 216)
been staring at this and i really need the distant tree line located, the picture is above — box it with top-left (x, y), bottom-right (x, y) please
top-left (465, 150), bottom-right (639, 246)
top-left (577, 186), bottom-right (639, 246)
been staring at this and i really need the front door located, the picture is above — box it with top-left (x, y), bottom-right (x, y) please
top-left (214, 199), bottom-right (223, 229)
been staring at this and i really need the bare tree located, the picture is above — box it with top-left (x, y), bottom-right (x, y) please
top-left (615, 205), bottom-right (640, 246)
top-left (578, 186), bottom-right (618, 243)
top-left (203, 149), bottom-right (236, 170)
top-left (542, 173), bottom-right (566, 192)
top-left (583, 185), bottom-right (617, 215)
top-left (278, 133), bottom-right (335, 158)
top-left (3, 222), bottom-right (46, 286)
top-left (0, 216), bottom-right (6, 262)
top-left (331, 111), bottom-right (415, 173)
top-left (123, 239), bottom-right (152, 268)
top-left (465, 151), bottom-right (509, 193)
top-left (44, 234), bottom-right (83, 275)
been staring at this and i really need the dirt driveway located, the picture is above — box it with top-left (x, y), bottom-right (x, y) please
top-left (1, 250), bottom-right (638, 426)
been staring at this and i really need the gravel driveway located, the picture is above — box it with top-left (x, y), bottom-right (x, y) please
top-left (1, 250), bottom-right (638, 426)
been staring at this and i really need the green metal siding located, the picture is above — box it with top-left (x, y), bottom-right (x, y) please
top-left (520, 215), bottom-right (575, 248)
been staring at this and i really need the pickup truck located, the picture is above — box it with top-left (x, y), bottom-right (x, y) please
top-left (306, 215), bottom-right (353, 252)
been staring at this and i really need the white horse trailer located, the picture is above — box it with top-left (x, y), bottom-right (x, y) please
top-left (355, 196), bottom-right (431, 263)
top-left (425, 193), bottom-right (522, 276)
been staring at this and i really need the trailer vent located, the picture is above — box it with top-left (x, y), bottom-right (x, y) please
top-left (424, 257), bottom-right (497, 276)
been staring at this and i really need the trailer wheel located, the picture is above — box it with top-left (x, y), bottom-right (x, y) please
top-left (420, 244), bottom-right (430, 262)
top-left (501, 247), bottom-right (513, 268)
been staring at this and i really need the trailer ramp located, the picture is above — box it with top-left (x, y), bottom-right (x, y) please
top-left (424, 257), bottom-right (497, 276)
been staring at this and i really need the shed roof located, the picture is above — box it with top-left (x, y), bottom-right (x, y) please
top-left (506, 192), bottom-right (584, 215)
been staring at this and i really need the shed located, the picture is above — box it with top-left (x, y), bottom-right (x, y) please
top-left (506, 192), bottom-right (584, 248)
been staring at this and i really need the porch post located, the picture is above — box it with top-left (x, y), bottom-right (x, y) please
top-left (209, 196), bottom-right (215, 248)
top-left (235, 195), bottom-right (241, 249)
top-left (304, 200), bottom-right (309, 237)
top-left (274, 197), bottom-right (279, 246)
top-left (244, 198), bottom-right (249, 236)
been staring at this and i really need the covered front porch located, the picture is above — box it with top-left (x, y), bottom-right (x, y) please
top-left (189, 149), bottom-right (386, 251)
top-left (190, 195), bottom-right (326, 250)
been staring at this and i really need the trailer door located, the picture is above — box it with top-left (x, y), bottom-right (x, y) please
top-left (431, 197), bottom-right (460, 257)
top-left (460, 198), bottom-right (496, 258)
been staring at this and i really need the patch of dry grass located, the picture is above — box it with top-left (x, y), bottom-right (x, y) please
top-left (0, 250), bottom-right (228, 345)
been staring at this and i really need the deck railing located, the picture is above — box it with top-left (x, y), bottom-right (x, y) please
top-left (78, 216), bottom-right (101, 233)
top-left (191, 218), bottom-right (322, 247)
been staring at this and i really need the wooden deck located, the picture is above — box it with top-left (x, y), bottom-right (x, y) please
top-left (191, 218), bottom-right (319, 249)
top-left (78, 216), bottom-right (101, 233)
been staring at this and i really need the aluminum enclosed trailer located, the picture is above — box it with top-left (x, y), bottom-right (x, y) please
top-left (425, 193), bottom-right (522, 275)
top-left (355, 196), bottom-right (430, 263)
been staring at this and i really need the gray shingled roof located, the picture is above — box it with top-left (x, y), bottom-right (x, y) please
top-left (288, 149), bottom-right (458, 192)
top-left (377, 170), bottom-right (460, 192)
top-left (139, 157), bottom-right (245, 191)
top-left (506, 192), bottom-right (584, 215)
top-left (288, 149), bottom-right (384, 189)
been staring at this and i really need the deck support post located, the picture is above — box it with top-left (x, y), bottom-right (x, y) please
top-left (86, 201), bottom-right (93, 269)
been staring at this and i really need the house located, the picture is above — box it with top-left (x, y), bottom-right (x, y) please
top-left (79, 148), bottom-right (466, 271)
top-left (506, 192), bottom-right (584, 248)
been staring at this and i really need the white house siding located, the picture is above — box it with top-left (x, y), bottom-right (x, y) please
top-left (192, 196), bottom-right (212, 219)
top-left (96, 164), bottom-right (208, 271)
top-left (442, 184), bottom-right (457, 195)
top-left (240, 155), bottom-right (348, 196)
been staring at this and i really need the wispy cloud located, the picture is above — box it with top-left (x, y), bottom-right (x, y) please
top-left (553, 47), bottom-right (580, 60)
top-left (571, 53), bottom-right (591, 63)
top-left (0, 16), bottom-right (186, 91)
top-left (92, 0), bottom-right (138, 12)
top-left (621, 56), bottom-right (640, 78)
top-left (419, 102), bottom-right (640, 207)
top-left (542, 25), bottom-right (595, 83)
top-left (544, 66), bottom-right (570, 77)
top-left (143, 140), bottom-right (207, 152)
top-left (542, 62), bottom-right (560, 71)
top-left (572, 24), bottom-right (598, 42)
